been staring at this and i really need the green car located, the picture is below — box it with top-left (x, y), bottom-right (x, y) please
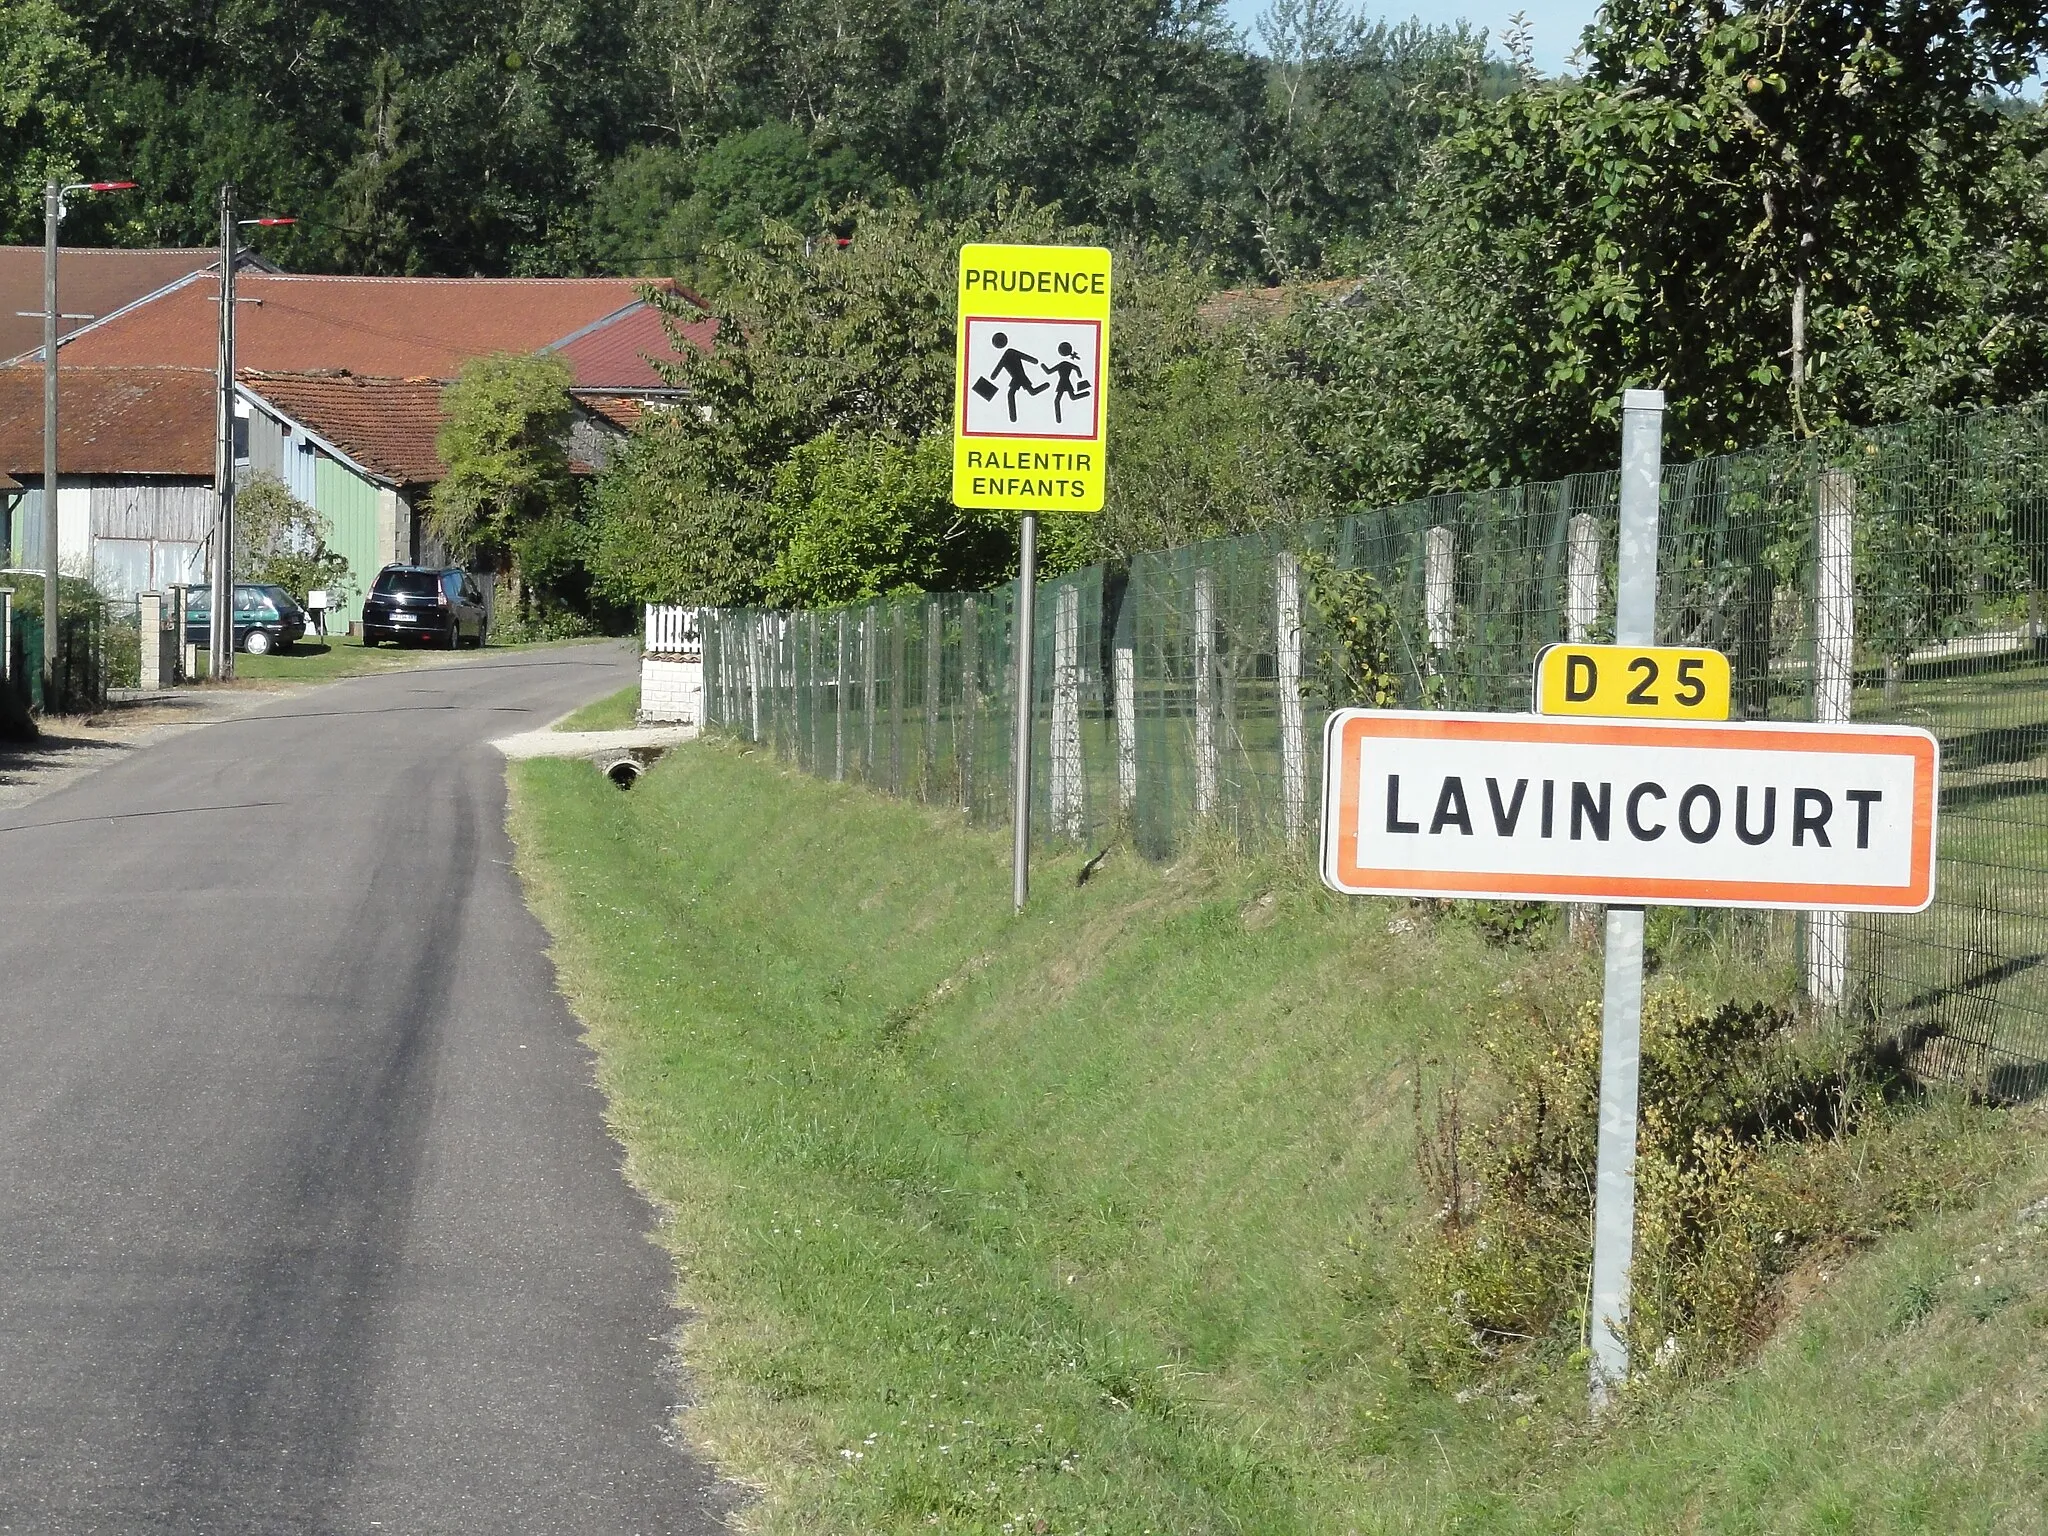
top-left (184, 584), bottom-right (309, 656)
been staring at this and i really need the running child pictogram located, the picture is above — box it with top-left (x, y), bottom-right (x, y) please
top-left (962, 318), bottom-right (1100, 439)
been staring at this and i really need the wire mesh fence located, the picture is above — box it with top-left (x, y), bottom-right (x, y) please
top-left (702, 400), bottom-right (2048, 1099)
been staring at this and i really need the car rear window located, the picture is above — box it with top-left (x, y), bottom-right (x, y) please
top-left (374, 570), bottom-right (443, 597)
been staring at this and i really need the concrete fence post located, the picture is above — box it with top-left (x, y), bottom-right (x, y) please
top-left (1567, 511), bottom-right (1603, 941)
top-left (961, 596), bottom-right (980, 813)
top-left (834, 611), bottom-right (848, 782)
top-left (1425, 523), bottom-right (1456, 656)
top-left (1567, 512), bottom-right (1600, 643)
top-left (925, 600), bottom-right (942, 799)
top-left (1050, 583), bottom-right (1084, 839)
top-left (1276, 550), bottom-right (1307, 843)
top-left (863, 606), bottom-right (878, 780)
top-left (1114, 633), bottom-right (1137, 815)
top-left (1809, 466), bottom-right (1856, 1009)
top-left (1193, 566), bottom-right (1217, 818)
top-left (0, 586), bottom-right (11, 683)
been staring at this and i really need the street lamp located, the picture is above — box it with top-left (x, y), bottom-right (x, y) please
top-left (40, 178), bottom-right (138, 709)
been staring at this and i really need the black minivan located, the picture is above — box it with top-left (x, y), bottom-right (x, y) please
top-left (360, 566), bottom-right (489, 648)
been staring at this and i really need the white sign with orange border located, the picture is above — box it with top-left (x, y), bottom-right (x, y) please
top-left (1319, 711), bottom-right (1938, 911)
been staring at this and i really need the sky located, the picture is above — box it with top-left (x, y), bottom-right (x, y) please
top-left (1220, 0), bottom-right (1601, 76)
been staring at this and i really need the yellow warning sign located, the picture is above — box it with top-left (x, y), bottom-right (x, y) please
top-left (953, 243), bottom-right (1111, 513)
top-left (1534, 644), bottom-right (1733, 720)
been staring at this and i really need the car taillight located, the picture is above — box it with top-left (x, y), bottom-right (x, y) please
top-left (437, 591), bottom-right (449, 607)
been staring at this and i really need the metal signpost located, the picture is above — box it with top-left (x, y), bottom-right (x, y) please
top-left (952, 242), bottom-right (1112, 913)
top-left (1317, 388), bottom-right (1941, 1413)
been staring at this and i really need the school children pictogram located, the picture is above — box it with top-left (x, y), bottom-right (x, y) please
top-left (962, 318), bottom-right (1100, 439)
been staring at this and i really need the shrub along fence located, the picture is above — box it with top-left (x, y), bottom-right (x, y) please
top-left (699, 401), bottom-right (2048, 1099)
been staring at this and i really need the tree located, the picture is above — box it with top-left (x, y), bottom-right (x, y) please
top-left (432, 352), bottom-right (577, 609)
top-left (1409, 0), bottom-right (2048, 477)
top-left (0, 0), bottom-right (106, 243)
top-left (762, 432), bottom-right (1010, 607)
top-left (588, 195), bottom-right (1057, 604)
top-left (1243, 1), bottom-right (1489, 277)
top-left (586, 123), bottom-right (873, 279)
top-left (233, 473), bottom-right (357, 609)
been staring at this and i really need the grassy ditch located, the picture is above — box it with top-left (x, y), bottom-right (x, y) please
top-left (552, 684), bottom-right (639, 732)
top-left (510, 739), bottom-right (2048, 1534)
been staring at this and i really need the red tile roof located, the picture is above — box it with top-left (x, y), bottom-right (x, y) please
top-left (243, 371), bottom-right (449, 484)
top-left (0, 247), bottom-right (221, 365)
top-left (60, 275), bottom-right (685, 383)
top-left (0, 364), bottom-right (216, 476)
top-left (548, 300), bottom-right (714, 388)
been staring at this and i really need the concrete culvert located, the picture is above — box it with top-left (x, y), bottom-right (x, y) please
top-left (603, 758), bottom-right (643, 789)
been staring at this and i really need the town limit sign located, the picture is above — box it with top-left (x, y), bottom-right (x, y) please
top-left (953, 243), bottom-right (1111, 514)
top-left (1319, 711), bottom-right (1939, 912)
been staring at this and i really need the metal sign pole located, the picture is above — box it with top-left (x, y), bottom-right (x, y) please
top-left (1012, 511), bottom-right (1038, 914)
top-left (1589, 387), bottom-right (1664, 1409)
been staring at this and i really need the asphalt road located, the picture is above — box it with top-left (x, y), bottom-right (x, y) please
top-left (0, 645), bottom-right (728, 1534)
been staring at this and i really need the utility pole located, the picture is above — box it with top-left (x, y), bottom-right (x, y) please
top-left (210, 182), bottom-right (237, 682)
top-left (37, 177), bottom-right (135, 710)
top-left (204, 191), bottom-right (295, 682)
top-left (42, 181), bottom-right (57, 706)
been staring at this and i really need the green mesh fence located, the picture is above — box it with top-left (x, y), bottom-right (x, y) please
top-left (702, 400), bottom-right (2048, 1099)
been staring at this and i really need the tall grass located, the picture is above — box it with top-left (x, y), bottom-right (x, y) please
top-left (511, 739), bottom-right (2048, 1534)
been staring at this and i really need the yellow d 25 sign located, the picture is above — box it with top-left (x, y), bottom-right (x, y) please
top-left (952, 243), bottom-right (1111, 514)
top-left (1534, 644), bottom-right (1732, 720)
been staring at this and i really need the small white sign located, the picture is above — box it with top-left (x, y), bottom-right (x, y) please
top-left (1320, 711), bottom-right (1938, 911)
top-left (960, 317), bottom-right (1101, 439)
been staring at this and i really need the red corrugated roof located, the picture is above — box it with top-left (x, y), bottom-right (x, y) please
top-left (0, 247), bottom-right (221, 365)
top-left (0, 364), bottom-right (216, 476)
top-left (61, 274), bottom-right (682, 383)
top-left (243, 371), bottom-right (449, 485)
top-left (549, 301), bottom-right (713, 388)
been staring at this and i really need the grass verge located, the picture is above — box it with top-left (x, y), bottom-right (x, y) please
top-left (553, 683), bottom-right (639, 731)
top-left (218, 633), bottom-right (611, 683)
top-left (510, 739), bottom-right (2048, 1534)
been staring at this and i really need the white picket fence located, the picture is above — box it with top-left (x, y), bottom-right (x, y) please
top-left (644, 604), bottom-right (701, 656)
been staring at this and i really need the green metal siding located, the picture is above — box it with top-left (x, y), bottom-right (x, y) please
top-left (313, 454), bottom-right (381, 631)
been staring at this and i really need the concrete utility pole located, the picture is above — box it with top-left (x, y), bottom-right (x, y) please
top-left (42, 181), bottom-right (58, 705)
top-left (210, 182), bottom-right (237, 682)
top-left (37, 177), bottom-right (135, 709)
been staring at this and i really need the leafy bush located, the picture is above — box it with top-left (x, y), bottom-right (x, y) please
top-left (1300, 548), bottom-right (1401, 708)
top-left (762, 432), bottom-right (1010, 608)
top-left (1398, 986), bottom-right (2011, 1386)
top-left (235, 474), bottom-right (356, 608)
